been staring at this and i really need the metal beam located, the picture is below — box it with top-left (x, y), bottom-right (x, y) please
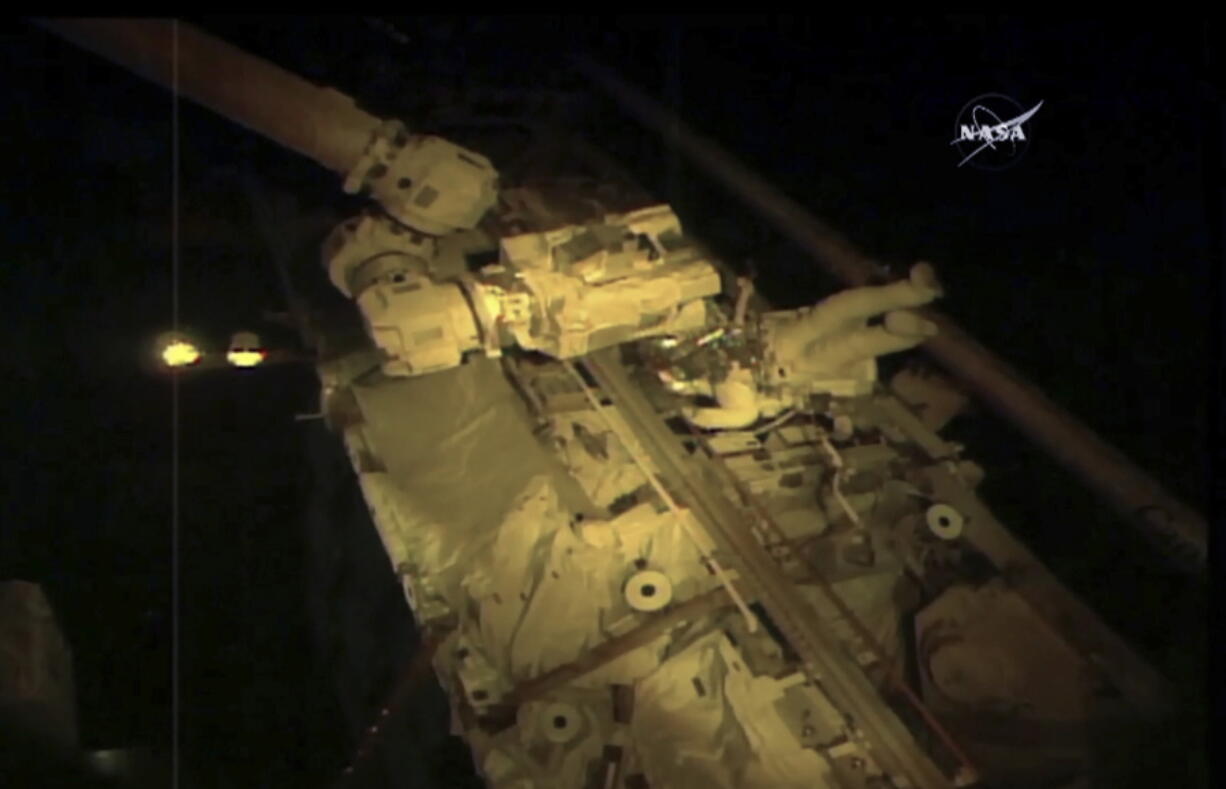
top-left (572, 56), bottom-right (1207, 575)
top-left (507, 587), bottom-right (735, 707)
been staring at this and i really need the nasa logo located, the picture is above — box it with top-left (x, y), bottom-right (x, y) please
top-left (951, 93), bottom-right (1043, 170)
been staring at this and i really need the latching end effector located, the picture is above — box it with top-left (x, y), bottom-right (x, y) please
top-left (343, 120), bottom-right (499, 236)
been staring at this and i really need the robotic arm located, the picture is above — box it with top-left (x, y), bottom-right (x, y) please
top-left (324, 115), bottom-right (937, 393)
top-left (324, 163), bottom-right (722, 377)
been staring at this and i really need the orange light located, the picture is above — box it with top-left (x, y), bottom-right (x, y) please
top-left (227, 331), bottom-right (266, 368)
top-left (161, 340), bottom-right (202, 368)
top-left (226, 349), bottom-right (267, 368)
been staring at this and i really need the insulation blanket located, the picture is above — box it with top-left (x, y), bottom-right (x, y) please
top-left (350, 358), bottom-right (587, 611)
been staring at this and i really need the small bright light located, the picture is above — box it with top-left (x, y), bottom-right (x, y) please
top-left (227, 349), bottom-right (266, 368)
top-left (227, 331), bottom-right (266, 368)
top-left (161, 340), bottom-right (201, 368)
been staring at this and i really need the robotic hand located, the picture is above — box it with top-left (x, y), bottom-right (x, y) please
top-left (680, 263), bottom-right (944, 430)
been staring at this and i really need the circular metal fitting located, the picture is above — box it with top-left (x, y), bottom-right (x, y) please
top-left (541, 702), bottom-right (582, 744)
top-left (624, 570), bottom-right (673, 612)
top-left (926, 503), bottom-right (965, 540)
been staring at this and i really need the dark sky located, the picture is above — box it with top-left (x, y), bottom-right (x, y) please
top-left (1, 16), bottom-right (1217, 788)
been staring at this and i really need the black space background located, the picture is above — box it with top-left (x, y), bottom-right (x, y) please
top-left (0, 16), bottom-right (1219, 789)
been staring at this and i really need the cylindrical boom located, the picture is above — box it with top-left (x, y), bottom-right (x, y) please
top-left (32, 18), bottom-right (382, 176)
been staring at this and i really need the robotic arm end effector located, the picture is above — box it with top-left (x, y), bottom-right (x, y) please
top-left (343, 121), bottom-right (499, 236)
